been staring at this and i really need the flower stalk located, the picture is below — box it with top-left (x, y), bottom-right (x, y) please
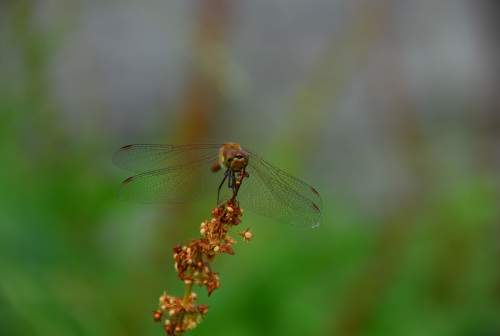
top-left (153, 169), bottom-right (252, 335)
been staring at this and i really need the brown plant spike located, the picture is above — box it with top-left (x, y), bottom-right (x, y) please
top-left (154, 169), bottom-right (251, 335)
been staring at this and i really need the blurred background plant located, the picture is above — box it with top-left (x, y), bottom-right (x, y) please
top-left (1, 1), bottom-right (499, 336)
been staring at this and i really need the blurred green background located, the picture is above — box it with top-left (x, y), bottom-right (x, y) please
top-left (1, 1), bottom-right (499, 336)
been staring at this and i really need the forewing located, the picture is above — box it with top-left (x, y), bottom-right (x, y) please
top-left (112, 144), bottom-right (222, 173)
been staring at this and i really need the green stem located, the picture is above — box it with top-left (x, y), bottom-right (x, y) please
top-left (183, 282), bottom-right (193, 305)
top-left (176, 282), bottom-right (193, 336)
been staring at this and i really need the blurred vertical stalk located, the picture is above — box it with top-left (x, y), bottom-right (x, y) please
top-left (1, 1), bottom-right (65, 167)
top-left (172, 0), bottom-right (230, 142)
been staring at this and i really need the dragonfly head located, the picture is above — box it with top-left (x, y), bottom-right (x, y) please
top-left (223, 149), bottom-right (249, 172)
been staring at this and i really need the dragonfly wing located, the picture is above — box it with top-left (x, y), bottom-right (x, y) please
top-left (118, 159), bottom-right (224, 204)
top-left (113, 144), bottom-right (222, 173)
top-left (237, 149), bottom-right (322, 228)
top-left (115, 144), bottom-right (223, 203)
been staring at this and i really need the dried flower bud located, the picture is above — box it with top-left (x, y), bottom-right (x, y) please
top-left (220, 243), bottom-right (235, 255)
top-left (245, 231), bottom-right (253, 240)
top-left (153, 310), bottom-right (162, 322)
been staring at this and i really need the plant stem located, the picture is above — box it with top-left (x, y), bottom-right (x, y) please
top-left (183, 282), bottom-right (193, 305)
top-left (230, 168), bottom-right (248, 202)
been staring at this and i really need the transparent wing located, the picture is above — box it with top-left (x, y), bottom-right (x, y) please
top-left (113, 144), bottom-right (223, 203)
top-left (237, 148), bottom-right (322, 228)
top-left (113, 144), bottom-right (222, 173)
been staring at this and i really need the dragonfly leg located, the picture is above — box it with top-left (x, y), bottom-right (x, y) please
top-left (227, 170), bottom-right (237, 194)
top-left (217, 169), bottom-right (230, 204)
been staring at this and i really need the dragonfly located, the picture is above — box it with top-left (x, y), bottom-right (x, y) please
top-left (113, 143), bottom-right (322, 228)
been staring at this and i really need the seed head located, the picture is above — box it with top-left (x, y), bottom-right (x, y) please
top-left (155, 170), bottom-right (251, 334)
